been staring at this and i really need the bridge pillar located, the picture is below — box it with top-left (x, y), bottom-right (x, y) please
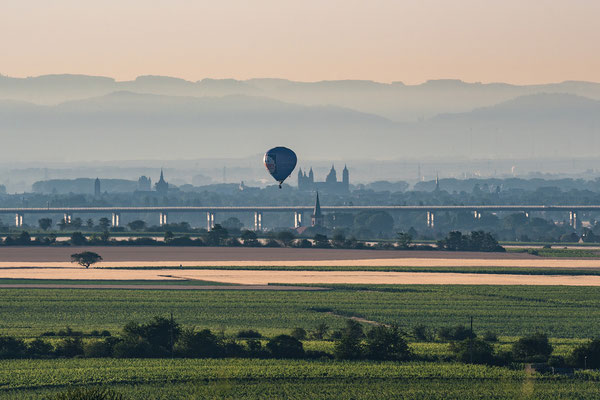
top-left (159, 212), bottom-right (168, 226)
top-left (524, 211), bottom-right (529, 218)
top-left (254, 211), bottom-right (263, 231)
top-left (570, 211), bottom-right (578, 229)
top-left (111, 213), bottom-right (120, 227)
top-left (207, 212), bottom-right (215, 230)
top-left (294, 211), bottom-right (303, 228)
top-left (63, 213), bottom-right (72, 224)
top-left (15, 213), bottom-right (24, 227)
top-left (426, 211), bottom-right (435, 228)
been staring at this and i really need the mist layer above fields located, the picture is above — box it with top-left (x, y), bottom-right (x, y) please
top-left (1, 88), bottom-right (600, 162)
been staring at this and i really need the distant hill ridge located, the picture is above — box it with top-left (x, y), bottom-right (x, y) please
top-left (0, 90), bottom-right (599, 162)
top-left (2, 74), bottom-right (600, 122)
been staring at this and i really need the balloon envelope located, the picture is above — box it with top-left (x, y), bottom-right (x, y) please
top-left (264, 147), bottom-right (297, 185)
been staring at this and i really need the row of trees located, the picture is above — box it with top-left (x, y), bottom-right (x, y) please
top-left (1, 317), bottom-right (599, 370)
top-left (0, 226), bottom-right (505, 253)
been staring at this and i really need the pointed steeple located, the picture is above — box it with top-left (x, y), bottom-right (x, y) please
top-left (311, 192), bottom-right (324, 226)
top-left (313, 192), bottom-right (322, 217)
top-left (155, 168), bottom-right (169, 194)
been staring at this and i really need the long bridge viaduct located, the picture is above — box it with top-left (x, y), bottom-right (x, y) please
top-left (0, 205), bottom-right (596, 230)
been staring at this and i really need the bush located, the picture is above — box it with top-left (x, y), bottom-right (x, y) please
top-left (83, 339), bottom-right (114, 358)
top-left (512, 333), bottom-right (553, 362)
top-left (70, 232), bottom-right (87, 245)
top-left (176, 328), bottom-right (223, 358)
top-left (48, 387), bottom-right (125, 400)
top-left (0, 336), bottom-right (27, 358)
top-left (266, 335), bottom-right (304, 358)
top-left (365, 325), bottom-right (411, 361)
top-left (122, 316), bottom-right (181, 355)
top-left (437, 325), bottom-right (475, 342)
top-left (245, 339), bottom-right (265, 357)
top-left (482, 330), bottom-right (499, 342)
top-left (236, 329), bottom-right (262, 339)
top-left (567, 338), bottom-right (600, 369)
top-left (412, 325), bottom-right (430, 341)
top-left (334, 320), bottom-right (364, 360)
top-left (27, 338), bottom-right (54, 358)
top-left (313, 234), bottom-right (330, 248)
top-left (290, 327), bottom-right (307, 340)
top-left (311, 323), bottom-right (329, 340)
top-left (437, 231), bottom-right (505, 252)
top-left (296, 239), bottom-right (312, 248)
top-left (450, 338), bottom-right (495, 365)
top-left (112, 337), bottom-right (153, 358)
top-left (55, 337), bottom-right (84, 358)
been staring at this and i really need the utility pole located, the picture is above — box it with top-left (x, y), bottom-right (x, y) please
top-left (170, 312), bottom-right (174, 359)
top-left (469, 316), bottom-right (473, 364)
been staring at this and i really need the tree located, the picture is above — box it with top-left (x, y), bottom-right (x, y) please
top-left (512, 333), bottom-right (553, 362)
top-left (313, 234), bottom-right (330, 248)
top-left (86, 219), bottom-right (94, 229)
top-left (277, 231), bottom-right (296, 247)
top-left (241, 230), bottom-right (259, 246)
top-left (206, 224), bottom-right (228, 246)
top-left (71, 251), bottom-right (103, 268)
top-left (396, 232), bottom-right (413, 249)
top-left (334, 320), bottom-right (364, 360)
top-left (290, 327), bottom-right (307, 340)
top-left (98, 217), bottom-right (111, 231)
top-left (70, 232), bottom-right (87, 245)
top-left (57, 218), bottom-right (68, 231)
top-left (567, 338), bottom-right (600, 369)
top-left (450, 338), bottom-right (495, 364)
top-left (71, 217), bottom-right (83, 229)
top-left (311, 323), bottom-right (329, 340)
top-left (14, 231), bottom-right (31, 245)
top-left (365, 325), bottom-right (411, 361)
top-left (164, 231), bottom-right (174, 243)
top-left (331, 232), bottom-right (346, 248)
top-left (266, 335), bottom-right (304, 358)
top-left (127, 220), bottom-right (147, 231)
top-left (38, 218), bottom-right (52, 231)
top-left (176, 328), bottom-right (222, 358)
top-left (123, 316), bottom-right (181, 355)
top-left (221, 217), bottom-right (244, 232)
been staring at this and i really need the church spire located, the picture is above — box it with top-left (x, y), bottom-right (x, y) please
top-left (311, 192), bottom-right (324, 226)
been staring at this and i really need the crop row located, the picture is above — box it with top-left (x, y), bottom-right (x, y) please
top-left (1, 285), bottom-right (599, 338)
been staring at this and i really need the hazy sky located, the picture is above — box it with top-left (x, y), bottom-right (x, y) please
top-left (2, 0), bottom-right (599, 84)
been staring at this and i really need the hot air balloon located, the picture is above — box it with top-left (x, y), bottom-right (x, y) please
top-left (263, 147), bottom-right (297, 188)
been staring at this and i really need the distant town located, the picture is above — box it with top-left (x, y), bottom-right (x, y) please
top-left (0, 165), bottom-right (599, 244)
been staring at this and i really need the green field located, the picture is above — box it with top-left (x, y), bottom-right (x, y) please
top-left (1, 358), bottom-right (599, 400)
top-left (2, 285), bottom-right (600, 399)
top-left (1, 285), bottom-right (600, 338)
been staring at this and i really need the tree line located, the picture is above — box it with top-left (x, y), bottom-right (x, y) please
top-left (0, 317), bottom-right (598, 370)
top-left (1, 226), bottom-right (505, 253)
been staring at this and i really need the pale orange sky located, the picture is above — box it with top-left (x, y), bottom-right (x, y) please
top-left (1, 0), bottom-right (599, 84)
